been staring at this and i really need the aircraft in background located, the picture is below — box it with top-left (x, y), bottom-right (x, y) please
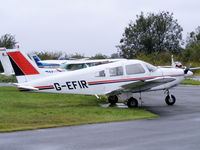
top-left (171, 55), bottom-right (200, 71)
top-left (1, 48), bottom-right (126, 76)
top-left (0, 47), bottom-right (65, 76)
top-left (29, 53), bottom-right (69, 68)
top-left (59, 59), bottom-right (126, 71)
top-left (6, 48), bottom-right (194, 108)
top-left (0, 48), bottom-right (15, 76)
top-left (29, 53), bottom-right (126, 70)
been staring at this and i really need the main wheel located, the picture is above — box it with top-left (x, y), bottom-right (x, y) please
top-left (127, 97), bottom-right (138, 108)
top-left (108, 95), bottom-right (118, 105)
top-left (165, 95), bottom-right (176, 105)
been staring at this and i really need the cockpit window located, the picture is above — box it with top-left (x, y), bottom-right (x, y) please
top-left (60, 64), bottom-right (67, 69)
top-left (95, 70), bottom-right (106, 77)
top-left (145, 63), bottom-right (157, 72)
top-left (109, 66), bottom-right (123, 77)
top-left (125, 64), bottom-right (145, 75)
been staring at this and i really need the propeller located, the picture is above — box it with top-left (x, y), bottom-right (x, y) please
top-left (184, 64), bottom-right (191, 74)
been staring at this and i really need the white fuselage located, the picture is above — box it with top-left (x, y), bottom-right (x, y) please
top-left (18, 60), bottom-right (186, 96)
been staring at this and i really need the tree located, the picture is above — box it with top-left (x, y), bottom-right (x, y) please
top-left (183, 26), bottom-right (200, 63)
top-left (0, 34), bottom-right (17, 49)
top-left (110, 53), bottom-right (121, 58)
top-left (118, 11), bottom-right (183, 58)
top-left (0, 34), bottom-right (17, 72)
top-left (90, 53), bottom-right (108, 59)
top-left (70, 53), bottom-right (85, 59)
top-left (186, 26), bottom-right (200, 47)
top-left (182, 42), bottom-right (200, 63)
top-left (32, 51), bottom-right (63, 60)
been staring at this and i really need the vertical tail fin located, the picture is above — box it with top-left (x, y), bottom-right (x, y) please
top-left (6, 49), bottom-right (43, 83)
top-left (29, 53), bottom-right (44, 67)
top-left (171, 55), bottom-right (183, 68)
top-left (0, 48), bottom-right (15, 76)
top-left (171, 55), bottom-right (175, 68)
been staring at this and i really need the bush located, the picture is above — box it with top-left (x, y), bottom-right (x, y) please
top-left (136, 52), bottom-right (173, 66)
top-left (0, 74), bottom-right (17, 83)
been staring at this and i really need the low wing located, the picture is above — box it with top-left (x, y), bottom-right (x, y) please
top-left (190, 67), bottom-right (200, 70)
top-left (106, 77), bottom-right (175, 95)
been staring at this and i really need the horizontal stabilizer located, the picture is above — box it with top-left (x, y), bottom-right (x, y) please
top-left (0, 72), bottom-right (15, 76)
top-left (17, 85), bottom-right (39, 91)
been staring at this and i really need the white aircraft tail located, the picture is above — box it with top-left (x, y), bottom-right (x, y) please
top-left (171, 55), bottom-right (175, 68)
top-left (28, 53), bottom-right (43, 66)
top-left (0, 48), bottom-right (15, 76)
top-left (6, 49), bottom-right (44, 83)
top-left (171, 55), bottom-right (183, 68)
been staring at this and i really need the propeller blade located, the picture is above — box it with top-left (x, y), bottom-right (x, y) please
top-left (184, 64), bottom-right (191, 74)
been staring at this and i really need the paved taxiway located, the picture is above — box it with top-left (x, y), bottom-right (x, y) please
top-left (0, 85), bottom-right (200, 150)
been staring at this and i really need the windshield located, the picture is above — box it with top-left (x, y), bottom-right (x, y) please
top-left (145, 63), bottom-right (157, 72)
top-left (60, 63), bottom-right (88, 71)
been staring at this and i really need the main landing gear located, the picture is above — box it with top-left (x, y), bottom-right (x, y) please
top-left (108, 95), bottom-right (139, 108)
top-left (108, 95), bottom-right (118, 105)
top-left (165, 90), bottom-right (176, 105)
top-left (127, 97), bottom-right (138, 108)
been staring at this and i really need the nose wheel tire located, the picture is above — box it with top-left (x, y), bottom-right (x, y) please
top-left (108, 95), bottom-right (118, 105)
top-left (127, 97), bottom-right (138, 108)
top-left (165, 95), bottom-right (176, 105)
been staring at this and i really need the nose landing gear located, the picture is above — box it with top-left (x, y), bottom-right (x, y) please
top-left (165, 95), bottom-right (176, 105)
top-left (108, 95), bottom-right (118, 105)
top-left (165, 90), bottom-right (176, 105)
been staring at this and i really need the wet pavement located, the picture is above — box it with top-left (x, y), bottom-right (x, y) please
top-left (0, 83), bottom-right (14, 86)
top-left (193, 76), bottom-right (200, 81)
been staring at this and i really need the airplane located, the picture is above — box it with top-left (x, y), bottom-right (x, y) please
top-left (171, 55), bottom-right (200, 71)
top-left (29, 53), bottom-right (68, 68)
top-left (1, 47), bottom-right (126, 76)
top-left (59, 58), bottom-right (126, 71)
top-left (0, 48), bottom-right (15, 76)
top-left (6, 48), bottom-right (194, 108)
top-left (0, 47), bottom-right (65, 76)
top-left (29, 53), bottom-right (126, 70)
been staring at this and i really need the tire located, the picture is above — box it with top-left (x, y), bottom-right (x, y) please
top-left (127, 97), bottom-right (138, 108)
top-left (165, 95), bottom-right (176, 105)
top-left (108, 95), bottom-right (118, 105)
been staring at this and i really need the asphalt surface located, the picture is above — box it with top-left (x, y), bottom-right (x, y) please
top-left (193, 76), bottom-right (200, 81)
top-left (0, 85), bottom-right (200, 150)
top-left (0, 83), bottom-right (14, 86)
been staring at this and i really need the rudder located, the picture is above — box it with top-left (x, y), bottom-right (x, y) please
top-left (6, 49), bottom-right (43, 83)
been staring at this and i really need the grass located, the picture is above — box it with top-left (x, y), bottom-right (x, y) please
top-left (0, 74), bottom-right (16, 83)
top-left (181, 78), bottom-right (200, 85)
top-left (0, 87), bottom-right (157, 132)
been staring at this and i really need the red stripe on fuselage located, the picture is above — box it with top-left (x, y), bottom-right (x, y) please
top-left (88, 74), bottom-right (184, 85)
top-left (35, 85), bottom-right (54, 88)
top-left (8, 51), bottom-right (39, 75)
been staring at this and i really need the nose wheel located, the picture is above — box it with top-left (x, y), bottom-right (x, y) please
top-left (165, 94), bottom-right (176, 105)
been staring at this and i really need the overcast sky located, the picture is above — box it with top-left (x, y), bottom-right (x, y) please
top-left (1, 0), bottom-right (200, 56)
